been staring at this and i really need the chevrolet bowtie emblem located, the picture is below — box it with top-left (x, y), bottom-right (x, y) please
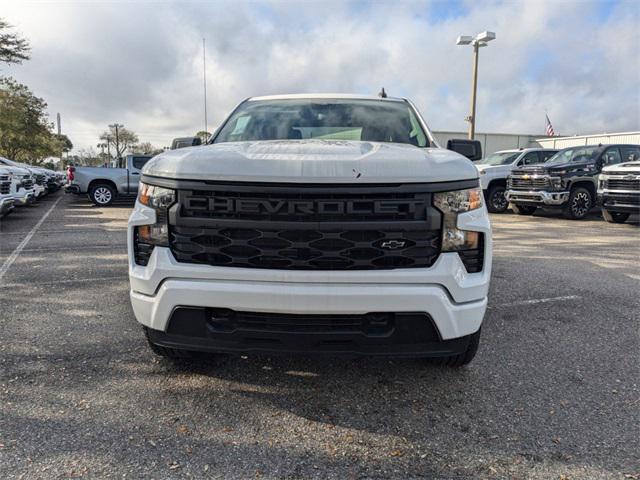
top-left (522, 174), bottom-right (530, 180)
top-left (381, 240), bottom-right (406, 250)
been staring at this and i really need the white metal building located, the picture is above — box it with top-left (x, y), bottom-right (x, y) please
top-left (432, 131), bottom-right (539, 156)
top-left (433, 130), bottom-right (640, 156)
top-left (534, 131), bottom-right (640, 149)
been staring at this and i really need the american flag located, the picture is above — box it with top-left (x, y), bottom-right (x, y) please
top-left (545, 114), bottom-right (556, 136)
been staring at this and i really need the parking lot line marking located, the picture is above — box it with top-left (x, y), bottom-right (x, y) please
top-left (0, 196), bottom-right (62, 283)
top-left (491, 295), bottom-right (581, 309)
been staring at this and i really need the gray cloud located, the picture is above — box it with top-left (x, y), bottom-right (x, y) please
top-left (3, 0), bottom-right (639, 152)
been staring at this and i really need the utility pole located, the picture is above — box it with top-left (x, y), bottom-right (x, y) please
top-left (468, 43), bottom-right (479, 140)
top-left (109, 123), bottom-right (123, 164)
top-left (203, 38), bottom-right (208, 141)
top-left (456, 31), bottom-right (496, 140)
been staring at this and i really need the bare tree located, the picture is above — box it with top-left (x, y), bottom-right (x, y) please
top-left (0, 19), bottom-right (30, 65)
top-left (99, 124), bottom-right (138, 159)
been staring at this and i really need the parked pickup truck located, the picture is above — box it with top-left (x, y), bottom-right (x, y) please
top-left (597, 161), bottom-right (640, 223)
top-left (0, 159), bottom-right (36, 206)
top-left (0, 167), bottom-right (14, 217)
top-left (506, 144), bottom-right (640, 219)
top-left (66, 154), bottom-right (153, 205)
top-left (128, 93), bottom-right (492, 366)
top-left (475, 148), bottom-right (558, 213)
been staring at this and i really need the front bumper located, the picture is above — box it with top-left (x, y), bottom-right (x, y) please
top-left (597, 191), bottom-right (640, 213)
top-left (13, 188), bottom-right (36, 206)
top-left (65, 183), bottom-right (81, 194)
top-left (128, 201), bottom-right (491, 354)
top-left (0, 197), bottom-right (14, 214)
top-left (34, 184), bottom-right (46, 198)
top-left (505, 189), bottom-right (569, 206)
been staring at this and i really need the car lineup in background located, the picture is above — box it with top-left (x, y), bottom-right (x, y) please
top-left (478, 144), bottom-right (640, 223)
top-left (0, 156), bottom-right (65, 218)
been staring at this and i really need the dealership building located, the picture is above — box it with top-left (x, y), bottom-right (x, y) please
top-left (433, 131), bottom-right (640, 156)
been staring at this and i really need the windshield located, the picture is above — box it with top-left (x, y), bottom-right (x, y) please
top-left (478, 152), bottom-right (520, 166)
top-left (545, 146), bottom-right (598, 164)
top-left (214, 99), bottom-right (430, 147)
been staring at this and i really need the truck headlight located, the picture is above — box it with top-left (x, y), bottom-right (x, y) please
top-left (433, 187), bottom-right (482, 252)
top-left (549, 176), bottom-right (562, 190)
top-left (134, 182), bottom-right (175, 265)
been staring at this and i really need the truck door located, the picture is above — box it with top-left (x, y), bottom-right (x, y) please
top-left (128, 156), bottom-right (152, 194)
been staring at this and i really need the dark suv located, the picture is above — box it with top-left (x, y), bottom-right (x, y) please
top-left (505, 144), bottom-right (640, 219)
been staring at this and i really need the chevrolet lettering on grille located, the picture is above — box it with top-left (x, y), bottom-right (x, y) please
top-left (187, 197), bottom-right (425, 216)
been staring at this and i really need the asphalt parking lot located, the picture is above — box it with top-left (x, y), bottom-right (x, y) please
top-left (0, 192), bottom-right (638, 479)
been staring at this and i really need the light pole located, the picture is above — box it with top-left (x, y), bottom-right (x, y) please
top-left (456, 31), bottom-right (496, 140)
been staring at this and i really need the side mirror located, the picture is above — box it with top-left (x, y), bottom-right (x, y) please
top-left (171, 136), bottom-right (202, 150)
top-left (447, 139), bottom-right (482, 161)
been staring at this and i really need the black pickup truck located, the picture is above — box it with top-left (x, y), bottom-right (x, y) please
top-left (505, 144), bottom-right (640, 219)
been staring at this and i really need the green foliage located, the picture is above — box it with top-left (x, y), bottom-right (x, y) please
top-left (0, 76), bottom-right (62, 165)
top-left (54, 133), bottom-right (73, 152)
top-left (0, 19), bottom-right (30, 65)
top-left (131, 141), bottom-right (163, 155)
top-left (195, 131), bottom-right (211, 143)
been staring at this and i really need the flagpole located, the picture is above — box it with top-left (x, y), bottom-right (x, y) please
top-left (203, 38), bottom-right (208, 140)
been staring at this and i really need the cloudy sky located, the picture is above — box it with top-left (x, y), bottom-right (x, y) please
top-left (2, 0), bottom-right (639, 152)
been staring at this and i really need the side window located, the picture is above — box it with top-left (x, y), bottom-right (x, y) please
top-left (602, 148), bottom-right (621, 166)
top-left (620, 147), bottom-right (640, 162)
top-left (540, 151), bottom-right (557, 162)
top-left (132, 157), bottom-right (150, 170)
top-left (521, 152), bottom-right (540, 165)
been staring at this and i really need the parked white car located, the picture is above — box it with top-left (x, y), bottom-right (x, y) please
top-left (475, 148), bottom-right (558, 212)
top-left (128, 94), bottom-right (492, 366)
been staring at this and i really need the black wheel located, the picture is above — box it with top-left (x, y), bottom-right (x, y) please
top-left (563, 186), bottom-right (593, 220)
top-left (511, 204), bottom-right (537, 215)
top-left (89, 183), bottom-right (115, 206)
top-left (486, 185), bottom-right (508, 213)
top-left (428, 329), bottom-right (481, 367)
top-left (602, 210), bottom-right (630, 223)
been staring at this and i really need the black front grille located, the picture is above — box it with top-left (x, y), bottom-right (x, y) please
top-left (206, 309), bottom-right (396, 335)
top-left (171, 225), bottom-right (440, 270)
top-left (0, 179), bottom-right (10, 195)
top-left (34, 174), bottom-right (45, 185)
top-left (180, 188), bottom-right (428, 222)
top-left (603, 193), bottom-right (640, 206)
top-left (509, 175), bottom-right (549, 190)
top-left (168, 182), bottom-right (445, 271)
top-left (604, 178), bottom-right (640, 191)
top-left (21, 178), bottom-right (33, 189)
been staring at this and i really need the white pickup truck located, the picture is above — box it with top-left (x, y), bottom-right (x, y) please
top-left (66, 154), bottom-right (153, 206)
top-left (128, 94), bottom-right (492, 366)
top-left (475, 148), bottom-right (558, 212)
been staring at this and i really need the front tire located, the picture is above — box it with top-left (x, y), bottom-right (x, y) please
top-left (486, 185), bottom-right (508, 213)
top-left (428, 329), bottom-right (481, 367)
top-left (563, 186), bottom-right (593, 220)
top-left (511, 204), bottom-right (537, 215)
top-left (89, 183), bottom-right (115, 206)
top-left (602, 210), bottom-right (630, 223)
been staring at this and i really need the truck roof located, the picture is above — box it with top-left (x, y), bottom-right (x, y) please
top-left (248, 93), bottom-right (406, 103)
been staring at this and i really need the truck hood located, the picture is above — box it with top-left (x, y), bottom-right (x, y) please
top-left (475, 164), bottom-right (512, 174)
top-left (143, 140), bottom-right (478, 184)
top-left (603, 161), bottom-right (640, 174)
top-left (0, 165), bottom-right (31, 176)
top-left (513, 161), bottom-right (594, 175)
